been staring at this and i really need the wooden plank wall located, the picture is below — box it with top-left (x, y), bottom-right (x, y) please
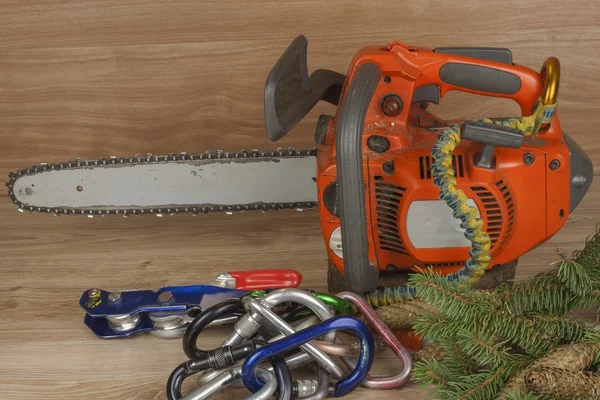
top-left (0, 1), bottom-right (598, 398)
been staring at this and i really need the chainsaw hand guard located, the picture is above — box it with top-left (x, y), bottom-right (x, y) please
top-left (336, 62), bottom-right (381, 293)
top-left (264, 35), bottom-right (346, 142)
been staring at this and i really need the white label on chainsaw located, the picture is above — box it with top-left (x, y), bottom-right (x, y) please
top-left (406, 199), bottom-right (480, 249)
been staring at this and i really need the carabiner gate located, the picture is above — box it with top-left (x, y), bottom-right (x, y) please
top-left (173, 355), bottom-right (291, 400)
top-left (182, 299), bottom-right (256, 369)
top-left (178, 366), bottom-right (278, 400)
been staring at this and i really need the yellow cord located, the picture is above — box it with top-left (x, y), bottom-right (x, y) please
top-left (431, 98), bottom-right (557, 286)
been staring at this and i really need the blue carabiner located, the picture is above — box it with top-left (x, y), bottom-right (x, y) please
top-left (242, 316), bottom-right (375, 397)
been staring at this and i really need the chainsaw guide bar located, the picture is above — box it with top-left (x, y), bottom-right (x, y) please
top-left (7, 148), bottom-right (318, 217)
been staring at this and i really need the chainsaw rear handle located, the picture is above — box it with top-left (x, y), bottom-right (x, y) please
top-left (412, 45), bottom-right (561, 113)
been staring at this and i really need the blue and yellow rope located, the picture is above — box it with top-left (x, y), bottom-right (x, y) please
top-left (367, 98), bottom-right (557, 306)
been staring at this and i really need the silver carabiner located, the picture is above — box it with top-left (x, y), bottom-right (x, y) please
top-left (181, 367), bottom-right (277, 400)
top-left (224, 289), bottom-right (344, 379)
top-left (196, 315), bottom-right (326, 386)
top-left (239, 294), bottom-right (344, 378)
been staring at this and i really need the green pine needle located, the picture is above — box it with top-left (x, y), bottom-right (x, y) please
top-left (556, 259), bottom-right (592, 296)
top-left (439, 340), bottom-right (478, 374)
top-left (494, 275), bottom-right (574, 316)
top-left (484, 312), bottom-right (549, 356)
top-left (446, 369), bottom-right (506, 400)
top-left (528, 314), bottom-right (591, 344)
top-left (573, 224), bottom-right (600, 270)
top-left (412, 312), bottom-right (471, 341)
top-left (501, 389), bottom-right (543, 400)
top-left (410, 271), bottom-right (492, 322)
top-left (412, 357), bottom-right (453, 390)
top-left (455, 329), bottom-right (523, 369)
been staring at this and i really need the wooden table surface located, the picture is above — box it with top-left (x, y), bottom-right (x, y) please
top-left (0, 1), bottom-right (598, 398)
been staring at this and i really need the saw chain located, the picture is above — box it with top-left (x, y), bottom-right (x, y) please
top-left (6, 147), bottom-right (318, 217)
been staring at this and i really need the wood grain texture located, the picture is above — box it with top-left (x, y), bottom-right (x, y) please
top-left (0, 0), bottom-right (598, 398)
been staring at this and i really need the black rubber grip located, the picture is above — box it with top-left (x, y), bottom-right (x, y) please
top-left (462, 120), bottom-right (524, 148)
top-left (336, 62), bottom-right (381, 293)
top-left (439, 63), bottom-right (522, 95)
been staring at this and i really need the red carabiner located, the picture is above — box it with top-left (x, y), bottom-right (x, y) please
top-left (214, 269), bottom-right (302, 290)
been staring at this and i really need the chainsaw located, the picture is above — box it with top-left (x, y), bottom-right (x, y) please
top-left (6, 35), bottom-right (593, 294)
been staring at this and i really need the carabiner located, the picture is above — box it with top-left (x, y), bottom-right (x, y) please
top-left (196, 315), bottom-right (358, 388)
top-left (178, 366), bottom-right (278, 400)
top-left (182, 299), bottom-right (256, 369)
top-left (247, 290), bottom-right (355, 314)
top-left (271, 355), bottom-right (293, 400)
top-left (242, 315), bottom-right (375, 398)
top-left (336, 291), bottom-right (412, 389)
top-left (239, 296), bottom-right (344, 379)
top-left (225, 289), bottom-right (344, 379)
top-left (295, 367), bottom-right (331, 400)
top-left (310, 291), bottom-right (356, 314)
top-left (172, 355), bottom-right (289, 400)
top-left (195, 315), bottom-right (323, 387)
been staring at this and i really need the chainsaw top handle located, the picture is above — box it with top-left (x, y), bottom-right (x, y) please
top-left (341, 42), bottom-right (561, 135)
top-left (264, 36), bottom-right (560, 144)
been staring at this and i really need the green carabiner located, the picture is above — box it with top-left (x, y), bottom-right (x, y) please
top-left (310, 291), bottom-right (356, 314)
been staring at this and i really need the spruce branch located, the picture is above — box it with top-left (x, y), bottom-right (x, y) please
top-left (528, 314), bottom-right (591, 344)
top-left (499, 389), bottom-right (543, 400)
top-left (456, 329), bottom-right (521, 370)
top-left (411, 272), bottom-right (492, 321)
top-left (555, 259), bottom-right (592, 297)
top-left (572, 223), bottom-right (600, 269)
top-left (450, 369), bottom-right (506, 400)
top-left (446, 342), bottom-right (475, 375)
top-left (412, 311), bottom-right (472, 341)
top-left (484, 312), bottom-right (549, 356)
top-left (412, 357), bottom-right (453, 390)
top-left (391, 225), bottom-right (600, 399)
top-left (579, 291), bottom-right (600, 315)
top-left (494, 276), bottom-right (574, 316)
top-left (414, 340), bottom-right (482, 386)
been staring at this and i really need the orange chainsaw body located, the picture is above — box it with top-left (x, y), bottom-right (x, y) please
top-left (316, 41), bottom-right (571, 276)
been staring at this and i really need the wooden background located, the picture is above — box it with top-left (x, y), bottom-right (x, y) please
top-left (0, 1), bottom-right (599, 398)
